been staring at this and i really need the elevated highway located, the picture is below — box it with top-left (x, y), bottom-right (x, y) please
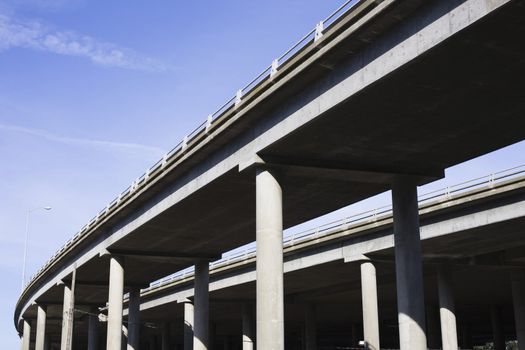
top-left (131, 168), bottom-right (525, 349)
top-left (14, 0), bottom-right (525, 349)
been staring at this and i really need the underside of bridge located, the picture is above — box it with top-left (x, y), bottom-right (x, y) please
top-left (23, 179), bottom-right (525, 349)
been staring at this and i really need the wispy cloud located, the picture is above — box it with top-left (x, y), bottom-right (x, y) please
top-left (0, 12), bottom-right (170, 71)
top-left (0, 123), bottom-right (166, 159)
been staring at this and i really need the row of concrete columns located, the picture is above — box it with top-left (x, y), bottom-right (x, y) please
top-left (19, 171), bottom-right (525, 350)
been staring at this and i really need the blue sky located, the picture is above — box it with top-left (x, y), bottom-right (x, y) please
top-left (0, 0), bottom-right (524, 347)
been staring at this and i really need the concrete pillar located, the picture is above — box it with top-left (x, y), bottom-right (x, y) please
top-left (107, 255), bottom-right (125, 350)
top-left (35, 305), bottom-right (47, 350)
top-left (242, 303), bottom-right (254, 350)
top-left (21, 319), bottom-right (31, 350)
top-left (60, 283), bottom-right (74, 350)
top-left (360, 261), bottom-right (380, 350)
top-left (88, 308), bottom-right (100, 350)
top-left (425, 304), bottom-right (441, 350)
top-left (256, 168), bottom-right (284, 350)
top-left (122, 325), bottom-right (129, 350)
top-left (162, 322), bottom-right (170, 350)
top-left (391, 178), bottom-right (427, 350)
top-left (512, 270), bottom-right (525, 348)
top-left (194, 261), bottom-right (209, 350)
top-left (491, 306), bottom-right (505, 350)
top-left (438, 266), bottom-right (458, 350)
top-left (304, 304), bottom-right (317, 350)
top-left (184, 301), bottom-right (194, 350)
top-left (128, 288), bottom-right (141, 350)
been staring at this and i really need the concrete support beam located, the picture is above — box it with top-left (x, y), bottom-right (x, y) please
top-left (162, 322), bottom-right (170, 350)
top-left (490, 306), bottom-right (505, 350)
top-left (511, 270), bottom-right (525, 348)
top-left (242, 303), bottom-right (254, 350)
top-left (360, 261), bottom-right (380, 350)
top-left (256, 168), bottom-right (284, 350)
top-left (107, 248), bottom-right (218, 261)
top-left (35, 305), bottom-right (47, 350)
top-left (194, 262), bottom-right (209, 350)
top-left (391, 178), bottom-right (427, 350)
top-left (304, 304), bottom-right (317, 350)
top-left (107, 255), bottom-right (125, 350)
top-left (88, 308), bottom-right (99, 350)
top-left (438, 266), bottom-right (458, 350)
top-left (21, 319), bottom-right (31, 350)
top-left (128, 288), bottom-right (141, 350)
top-left (60, 283), bottom-right (74, 350)
top-left (183, 300), bottom-right (194, 350)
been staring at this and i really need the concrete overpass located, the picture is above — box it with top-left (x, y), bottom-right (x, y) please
top-left (14, 0), bottom-right (525, 349)
top-left (126, 168), bottom-right (525, 350)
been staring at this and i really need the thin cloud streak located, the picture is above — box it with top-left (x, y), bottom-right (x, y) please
top-left (0, 123), bottom-right (166, 159)
top-left (0, 13), bottom-right (170, 71)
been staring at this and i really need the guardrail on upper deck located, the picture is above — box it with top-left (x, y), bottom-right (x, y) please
top-left (23, 0), bottom-right (372, 290)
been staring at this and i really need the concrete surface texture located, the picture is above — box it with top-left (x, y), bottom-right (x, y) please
top-left (13, 0), bottom-right (525, 349)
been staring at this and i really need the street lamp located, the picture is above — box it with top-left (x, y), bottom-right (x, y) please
top-left (21, 206), bottom-right (52, 291)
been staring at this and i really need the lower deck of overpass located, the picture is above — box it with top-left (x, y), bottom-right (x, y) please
top-left (33, 211), bottom-right (525, 350)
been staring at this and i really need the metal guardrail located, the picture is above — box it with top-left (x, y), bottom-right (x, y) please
top-left (23, 0), bottom-right (367, 289)
top-left (143, 164), bottom-right (525, 291)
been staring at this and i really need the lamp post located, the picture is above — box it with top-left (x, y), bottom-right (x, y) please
top-left (21, 206), bottom-right (52, 291)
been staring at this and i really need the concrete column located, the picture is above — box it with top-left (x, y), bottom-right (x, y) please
top-left (162, 322), bottom-right (170, 350)
top-left (391, 178), bottom-right (427, 350)
top-left (128, 288), bottom-right (141, 350)
top-left (60, 283), bottom-right (74, 350)
top-left (242, 303), bottom-right (254, 350)
top-left (438, 266), bottom-right (458, 350)
top-left (21, 319), bottom-right (31, 350)
top-left (35, 305), bottom-right (47, 350)
top-left (360, 261), bottom-right (380, 350)
top-left (88, 308), bottom-right (100, 350)
top-left (194, 261), bottom-right (209, 350)
top-left (256, 168), bottom-right (284, 350)
top-left (512, 270), bottom-right (525, 348)
top-left (184, 301), bottom-right (194, 350)
top-left (490, 306), bottom-right (505, 350)
top-left (107, 255), bottom-right (125, 350)
top-left (304, 304), bottom-right (317, 350)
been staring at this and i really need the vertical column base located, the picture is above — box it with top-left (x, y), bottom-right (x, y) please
top-left (256, 168), bottom-right (284, 350)
top-left (360, 260), bottom-right (380, 350)
top-left (106, 255), bottom-right (125, 350)
top-left (193, 262), bottom-right (209, 350)
top-left (392, 178), bottom-right (427, 350)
